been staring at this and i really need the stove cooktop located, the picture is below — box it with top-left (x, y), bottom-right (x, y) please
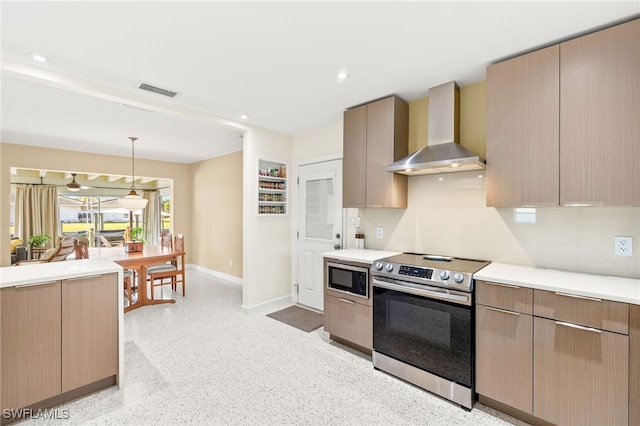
top-left (370, 253), bottom-right (490, 292)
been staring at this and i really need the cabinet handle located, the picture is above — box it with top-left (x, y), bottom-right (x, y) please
top-left (15, 280), bottom-right (57, 288)
top-left (484, 281), bottom-right (520, 289)
top-left (67, 274), bottom-right (102, 282)
top-left (554, 292), bottom-right (601, 302)
top-left (485, 306), bottom-right (520, 316)
top-left (338, 298), bottom-right (356, 305)
top-left (555, 321), bottom-right (601, 334)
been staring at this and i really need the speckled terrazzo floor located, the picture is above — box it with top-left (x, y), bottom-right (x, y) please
top-left (22, 269), bottom-right (530, 426)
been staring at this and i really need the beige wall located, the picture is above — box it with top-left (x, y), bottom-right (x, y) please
top-left (1, 143), bottom-right (192, 266)
top-left (190, 150), bottom-right (243, 278)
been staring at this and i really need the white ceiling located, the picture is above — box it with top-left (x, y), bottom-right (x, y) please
top-left (2, 1), bottom-right (638, 164)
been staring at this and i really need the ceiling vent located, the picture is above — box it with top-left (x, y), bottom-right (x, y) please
top-left (137, 82), bottom-right (179, 98)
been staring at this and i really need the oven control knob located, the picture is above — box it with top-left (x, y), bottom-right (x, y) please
top-left (439, 270), bottom-right (450, 280)
top-left (385, 263), bottom-right (394, 272)
top-left (453, 273), bottom-right (464, 283)
top-left (374, 261), bottom-right (384, 270)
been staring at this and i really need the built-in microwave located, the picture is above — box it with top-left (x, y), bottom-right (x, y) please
top-left (326, 261), bottom-right (369, 299)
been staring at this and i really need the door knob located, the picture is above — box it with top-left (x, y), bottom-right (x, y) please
top-left (334, 244), bottom-right (341, 250)
top-left (335, 233), bottom-right (341, 239)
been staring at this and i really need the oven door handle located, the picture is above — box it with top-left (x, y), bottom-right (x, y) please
top-left (372, 278), bottom-right (471, 306)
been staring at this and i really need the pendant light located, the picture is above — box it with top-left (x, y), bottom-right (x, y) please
top-left (117, 137), bottom-right (148, 211)
top-left (67, 173), bottom-right (81, 192)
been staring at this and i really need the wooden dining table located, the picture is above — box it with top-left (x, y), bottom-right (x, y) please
top-left (89, 245), bottom-right (185, 312)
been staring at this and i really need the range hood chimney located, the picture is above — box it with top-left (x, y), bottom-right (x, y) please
top-left (385, 81), bottom-right (485, 175)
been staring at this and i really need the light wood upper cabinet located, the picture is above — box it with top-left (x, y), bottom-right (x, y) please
top-left (1, 281), bottom-right (62, 411)
top-left (343, 104), bottom-right (367, 208)
top-left (560, 18), bottom-right (640, 206)
top-left (62, 274), bottom-right (118, 392)
top-left (486, 45), bottom-right (560, 207)
top-left (343, 96), bottom-right (408, 208)
top-left (487, 18), bottom-right (639, 207)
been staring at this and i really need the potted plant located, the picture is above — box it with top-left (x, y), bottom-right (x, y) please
top-left (28, 233), bottom-right (52, 248)
top-left (130, 227), bottom-right (146, 244)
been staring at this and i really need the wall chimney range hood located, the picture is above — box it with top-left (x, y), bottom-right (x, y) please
top-left (385, 81), bottom-right (485, 175)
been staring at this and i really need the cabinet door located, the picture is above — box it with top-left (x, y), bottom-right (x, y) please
top-left (62, 274), bottom-right (118, 392)
top-left (560, 19), bottom-right (640, 206)
top-left (486, 45), bottom-right (560, 207)
top-left (343, 104), bottom-right (367, 208)
top-left (1, 282), bottom-right (62, 411)
top-left (533, 317), bottom-right (628, 425)
top-left (324, 294), bottom-right (372, 349)
top-left (365, 97), bottom-right (408, 208)
top-left (476, 305), bottom-right (533, 414)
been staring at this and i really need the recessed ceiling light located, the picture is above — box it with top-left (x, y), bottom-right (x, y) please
top-left (240, 114), bottom-right (249, 120)
top-left (28, 53), bottom-right (50, 63)
top-left (337, 70), bottom-right (349, 81)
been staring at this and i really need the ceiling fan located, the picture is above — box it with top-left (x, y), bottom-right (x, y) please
top-left (66, 173), bottom-right (93, 191)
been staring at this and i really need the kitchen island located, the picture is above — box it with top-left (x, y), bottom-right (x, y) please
top-left (0, 259), bottom-right (124, 424)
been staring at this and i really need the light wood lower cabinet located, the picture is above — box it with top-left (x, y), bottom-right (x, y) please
top-left (476, 304), bottom-right (533, 414)
top-left (1, 273), bottom-right (119, 416)
top-left (62, 274), bottom-right (118, 392)
top-left (324, 293), bottom-right (372, 351)
top-left (533, 316), bottom-right (628, 426)
top-left (476, 281), bottom-right (632, 425)
top-left (1, 281), bottom-right (62, 411)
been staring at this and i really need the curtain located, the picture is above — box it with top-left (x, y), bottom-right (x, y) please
top-left (143, 190), bottom-right (161, 246)
top-left (14, 185), bottom-right (60, 246)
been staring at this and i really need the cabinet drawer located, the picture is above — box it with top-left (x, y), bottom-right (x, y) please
top-left (533, 316), bottom-right (628, 425)
top-left (476, 280), bottom-right (533, 314)
top-left (324, 294), bottom-right (372, 350)
top-left (533, 289), bottom-right (628, 334)
top-left (476, 305), bottom-right (533, 414)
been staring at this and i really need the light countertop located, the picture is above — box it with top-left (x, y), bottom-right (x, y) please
top-left (475, 262), bottom-right (640, 305)
top-left (323, 248), bottom-right (402, 264)
top-left (0, 258), bottom-right (123, 288)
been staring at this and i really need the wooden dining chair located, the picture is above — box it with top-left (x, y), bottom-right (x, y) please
top-left (74, 238), bottom-right (90, 259)
top-left (148, 232), bottom-right (185, 299)
top-left (99, 234), bottom-right (113, 248)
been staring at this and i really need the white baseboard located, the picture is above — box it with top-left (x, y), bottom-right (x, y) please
top-left (186, 264), bottom-right (293, 315)
top-left (241, 294), bottom-right (293, 315)
top-left (187, 264), bottom-right (243, 286)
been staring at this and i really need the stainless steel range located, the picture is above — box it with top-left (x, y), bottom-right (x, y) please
top-left (370, 253), bottom-right (490, 409)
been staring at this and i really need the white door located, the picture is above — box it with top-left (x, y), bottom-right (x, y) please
top-left (297, 159), bottom-right (343, 311)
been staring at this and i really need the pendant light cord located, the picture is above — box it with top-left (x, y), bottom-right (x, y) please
top-left (129, 136), bottom-right (138, 191)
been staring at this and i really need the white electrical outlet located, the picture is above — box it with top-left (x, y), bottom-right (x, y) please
top-left (230, 259), bottom-right (234, 268)
top-left (614, 236), bottom-right (633, 256)
top-left (376, 226), bottom-right (383, 239)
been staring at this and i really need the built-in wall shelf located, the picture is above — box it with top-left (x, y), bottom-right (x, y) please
top-left (258, 159), bottom-right (287, 215)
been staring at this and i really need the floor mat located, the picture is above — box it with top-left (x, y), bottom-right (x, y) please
top-left (266, 305), bottom-right (323, 333)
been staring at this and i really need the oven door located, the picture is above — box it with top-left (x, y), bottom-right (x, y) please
top-left (372, 278), bottom-right (473, 388)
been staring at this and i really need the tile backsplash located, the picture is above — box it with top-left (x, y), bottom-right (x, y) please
top-left (349, 170), bottom-right (640, 279)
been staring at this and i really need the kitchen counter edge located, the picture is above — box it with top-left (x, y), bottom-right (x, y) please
top-left (0, 258), bottom-right (123, 288)
top-left (322, 249), bottom-right (402, 265)
top-left (475, 262), bottom-right (640, 305)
